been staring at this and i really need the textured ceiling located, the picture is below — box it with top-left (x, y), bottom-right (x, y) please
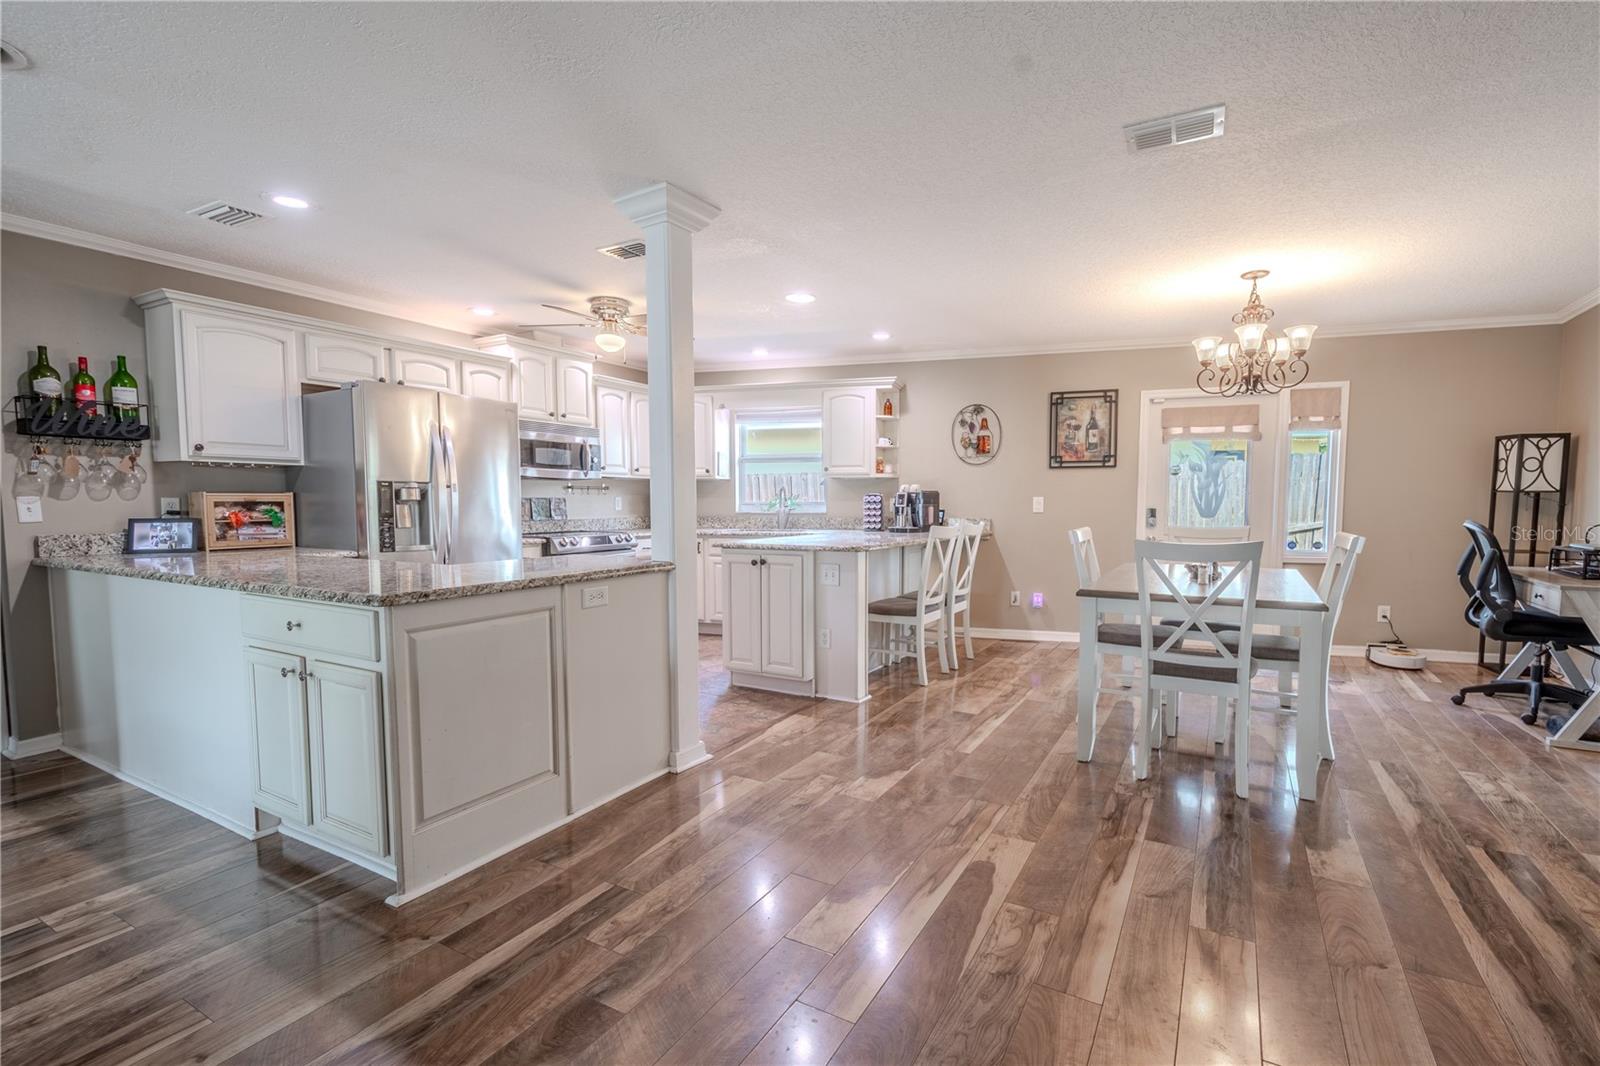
top-left (2, 2), bottom-right (1596, 367)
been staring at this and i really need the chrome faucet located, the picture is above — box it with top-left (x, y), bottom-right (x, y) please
top-left (775, 487), bottom-right (795, 529)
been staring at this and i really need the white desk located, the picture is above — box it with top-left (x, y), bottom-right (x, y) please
top-left (1076, 563), bottom-right (1331, 800)
top-left (1510, 566), bottom-right (1600, 753)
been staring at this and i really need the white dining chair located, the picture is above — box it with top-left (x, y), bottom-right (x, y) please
top-left (1168, 525), bottom-right (1252, 544)
top-left (945, 518), bottom-right (985, 667)
top-left (1216, 532), bottom-right (1365, 753)
top-left (868, 523), bottom-right (959, 686)
top-left (1069, 526), bottom-right (1171, 698)
top-left (1134, 538), bottom-right (1263, 798)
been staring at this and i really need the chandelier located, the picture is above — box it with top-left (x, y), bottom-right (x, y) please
top-left (1191, 270), bottom-right (1317, 397)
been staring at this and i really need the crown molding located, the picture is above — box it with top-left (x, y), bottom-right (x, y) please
top-left (614, 182), bottom-right (721, 233)
top-left (1557, 286), bottom-right (1600, 322)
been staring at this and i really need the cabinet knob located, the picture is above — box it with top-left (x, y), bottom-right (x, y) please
top-left (280, 666), bottom-right (292, 678)
top-left (285, 620), bottom-right (302, 631)
top-left (193, 443), bottom-right (205, 453)
top-left (298, 670), bottom-right (313, 682)
top-left (397, 380), bottom-right (405, 386)
top-left (750, 558), bottom-right (759, 567)
top-left (549, 411), bottom-right (555, 417)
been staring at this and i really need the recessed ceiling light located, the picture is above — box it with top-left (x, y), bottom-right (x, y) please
top-left (270, 194), bottom-right (310, 210)
top-left (469, 306), bottom-right (496, 317)
top-left (752, 347), bottom-right (769, 357)
top-left (872, 330), bottom-right (891, 341)
top-left (784, 292), bottom-right (815, 305)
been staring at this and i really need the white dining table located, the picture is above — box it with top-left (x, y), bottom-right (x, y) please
top-left (1075, 562), bottom-right (1332, 801)
top-left (1510, 566), bottom-right (1600, 753)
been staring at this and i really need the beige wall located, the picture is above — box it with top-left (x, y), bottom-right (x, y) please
top-left (699, 324), bottom-right (1568, 654)
top-left (1557, 306), bottom-right (1600, 534)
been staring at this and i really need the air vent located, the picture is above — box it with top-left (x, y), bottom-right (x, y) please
top-left (597, 240), bottom-right (646, 261)
top-left (187, 200), bottom-right (266, 227)
top-left (1124, 104), bottom-right (1225, 153)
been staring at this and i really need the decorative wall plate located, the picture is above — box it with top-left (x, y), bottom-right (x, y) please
top-left (952, 403), bottom-right (1001, 465)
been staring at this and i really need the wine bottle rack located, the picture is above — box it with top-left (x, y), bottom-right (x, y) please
top-left (10, 397), bottom-right (152, 441)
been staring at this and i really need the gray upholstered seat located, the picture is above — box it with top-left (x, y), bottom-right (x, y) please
top-left (1097, 622), bottom-right (1180, 647)
top-left (1221, 631), bottom-right (1300, 661)
top-left (867, 593), bottom-right (924, 617)
top-left (1153, 657), bottom-right (1259, 682)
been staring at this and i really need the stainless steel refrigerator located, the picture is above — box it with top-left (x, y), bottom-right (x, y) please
top-left (291, 382), bottom-right (520, 564)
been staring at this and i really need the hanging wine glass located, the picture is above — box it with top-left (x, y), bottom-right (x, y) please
top-left (112, 449), bottom-right (140, 500)
top-left (83, 448), bottom-right (112, 501)
top-left (54, 443), bottom-right (82, 501)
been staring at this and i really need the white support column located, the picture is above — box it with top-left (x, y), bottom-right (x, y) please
top-left (615, 182), bottom-right (720, 773)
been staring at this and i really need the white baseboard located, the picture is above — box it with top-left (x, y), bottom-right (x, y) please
top-left (59, 745), bottom-right (270, 840)
top-left (970, 628), bottom-right (1479, 663)
top-left (275, 821), bottom-right (396, 880)
top-left (3, 732), bottom-right (63, 759)
top-left (669, 745), bottom-right (712, 773)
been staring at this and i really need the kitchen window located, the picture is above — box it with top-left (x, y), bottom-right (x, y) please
top-left (736, 410), bottom-right (826, 513)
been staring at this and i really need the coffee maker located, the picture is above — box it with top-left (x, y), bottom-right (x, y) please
top-left (890, 485), bottom-right (941, 532)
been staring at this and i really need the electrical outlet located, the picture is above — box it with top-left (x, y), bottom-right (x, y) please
top-left (1377, 605), bottom-right (1391, 623)
top-left (15, 496), bottom-right (42, 524)
top-left (1010, 590), bottom-right (1021, 607)
top-left (582, 586), bottom-right (609, 609)
top-left (818, 628), bottom-right (832, 650)
top-left (1032, 496), bottom-right (1045, 514)
top-left (614, 496), bottom-right (623, 512)
top-left (160, 496), bottom-right (180, 516)
top-left (1031, 592), bottom-right (1045, 609)
top-left (820, 563), bottom-right (840, 587)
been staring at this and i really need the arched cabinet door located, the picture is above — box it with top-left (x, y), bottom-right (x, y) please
top-left (179, 310), bottom-right (303, 463)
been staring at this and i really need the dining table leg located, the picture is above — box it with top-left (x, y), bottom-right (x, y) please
top-left (1294, 611), bottom-right (1328, 801)
top-left (1077, 597), bottom-right (1100, 761)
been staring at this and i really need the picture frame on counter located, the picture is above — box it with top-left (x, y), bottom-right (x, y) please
top-left (125, 517), bottom-right (202, 554)
top-left (1048, 389), bottom-right (1118, 468)
top-left (189, 491), bottom-right (296, 551)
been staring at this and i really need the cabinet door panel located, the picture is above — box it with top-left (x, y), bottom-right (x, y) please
top-left (693, 394), bottom-right (715, 477)
top-left (760, 552), bottom-right (809, 679)
top-left (723, 552), bottom-right (763, 673)
top-left (303, 331), bottom-right (388, 385)
top-left (392, 348), bottom-right (459, 392)
top-left (180, 310), bottom-right (302, 463)
top-left (696, 542), bottom-right (707, 623)
top-left (516, 351), bottom-right (557, 420)
top-left (706, 545), bottom-right (726, 625)
top-left (556, 359), bottom-right (596, 426)
top-left (308, 661), bottom-right (388, 857)
top-left (595, 385), bottom-right (631, 475)
top-left (245, 646), bottom-right (310, 823)
top-left (628, 389), bottom-right (652, 477)
top-left (461, 357), bottom-right (513, 402)
top-left (821, 387), bottom-right (873, 475)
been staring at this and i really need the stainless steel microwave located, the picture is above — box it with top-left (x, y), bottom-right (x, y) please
top-left (518, 422), bottom-right (603, 479)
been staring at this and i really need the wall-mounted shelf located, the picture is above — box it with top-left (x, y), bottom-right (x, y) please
top-left (10, 397), bottom-right (152, 441)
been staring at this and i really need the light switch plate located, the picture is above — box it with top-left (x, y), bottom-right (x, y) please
top-left (820, 563), bottom-right (840, 587)
top-left (15, 496), bottom-right (42, 524)
top-left (614, 496), bottom-right (623, 512)
top-left (1031, 592), bottom-right (1045, 609)
top-left (1010, 590), bottom-right (1021, 606)
top-left (582, 586), bottom-right (609, 609)
top-left (1032, 496), bottom-right (1045, 514)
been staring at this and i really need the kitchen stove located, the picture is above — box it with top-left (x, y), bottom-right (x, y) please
top-left (524, 530), bottom-right (641, 557)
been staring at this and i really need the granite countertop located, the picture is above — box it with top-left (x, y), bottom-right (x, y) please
top-left (708, 530), bottom-right (932, 553)
top-left (33, 548), bottom-right (673, 607)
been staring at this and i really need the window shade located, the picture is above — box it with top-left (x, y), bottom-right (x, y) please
top-left (1161, 404), bottom-right (1263, 442)
top-left (1289, 386), bottom-right (1343, 430)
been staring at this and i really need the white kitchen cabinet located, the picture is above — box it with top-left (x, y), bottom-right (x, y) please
top-left (391, 347), bottom-right (459, 392)
top-left (821, 387), bottom-right (875, 476)
top-left (693, 394), bottom-right (716, 477)
top-left (460, 355), bottom-right (514, 403)
top-left (628, 389), bottom-right (652, 477)
top-left (138, 296), bottom-right (305, 464)
top-left (515, 349), bottom-right (557, 420)
top-left (245, 645), bottom-right (312, 824)
top-left (556, 358), bottom-right (596, 426)
top-left (705, 542), bottom-right (726, 624)
top-left (303, 331), bottom-right (389, 386)
top-left (307, 661), bottom-right (387, 856)
top-left (595, 382), bottom-right (632, 475)
top-left (721, 549), bottom-right (813, 681)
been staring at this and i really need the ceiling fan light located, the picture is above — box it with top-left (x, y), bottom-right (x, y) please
top-left (1191, 336), bottom-right (1222, 366)
top-left (594, 330), bottom-right (627, 353)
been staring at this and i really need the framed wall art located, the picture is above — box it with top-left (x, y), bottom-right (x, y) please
top-left (951, 403), bottom-right (1001, 465)
top-left (1048, 390), bottom-right (1117, 468)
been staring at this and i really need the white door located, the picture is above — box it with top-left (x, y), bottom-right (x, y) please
top-left (706, 544), bottom-right (726, 625)
top-left (460, 357), bottom-right (514, 402)
top-left (595, 383), bottom-right (631, 475)
top-left (821, 387), bottom-right (873, 475)
top-left (693, 394), bottom-right (716, 477)
top-left (556, 358), bottom-right (596, 426)
top-left (302, 331), bottom-right (389, 386)
top-left (760, 552), bottom-right (808, 679)
top-left (179, 310), bottom-right (303, 463)
top-left (628, 388), bottom-right (652, 477)
top-left (516, 350), bottom-right (557, 420)
top-left (245, 646), bottom-right (310, 824)
top-left (1139, 394), bottom-right (1279, 564)
top-left (307, 661), bottom-right (387, 857)
top-left (391, 348), bottom-right (459, 392)
top-left (723, 551), bottom-right (763, 673)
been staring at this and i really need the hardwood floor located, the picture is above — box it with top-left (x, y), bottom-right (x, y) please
top-left (4, 636), bottom-right (1600, 1065)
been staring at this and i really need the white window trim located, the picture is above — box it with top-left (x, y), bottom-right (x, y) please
top-left (734, 407), bottom-right (826, 514)
top-left (1135, 382), bottom-right (1349, 564)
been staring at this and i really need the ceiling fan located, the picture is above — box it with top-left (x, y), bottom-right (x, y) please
top-left (517, 296), bottom-right (644, 358)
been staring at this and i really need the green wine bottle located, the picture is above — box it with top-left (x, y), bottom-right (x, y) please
top-left (70, 356), bottom-right (96, 412)
top-left (26, 345), bottom-right (63, 414)
top-left (105, 355), bottom-right (139, 423)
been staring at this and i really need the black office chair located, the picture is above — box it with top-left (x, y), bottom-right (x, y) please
top-left (1452, 522), bottom-right (1596, 723)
